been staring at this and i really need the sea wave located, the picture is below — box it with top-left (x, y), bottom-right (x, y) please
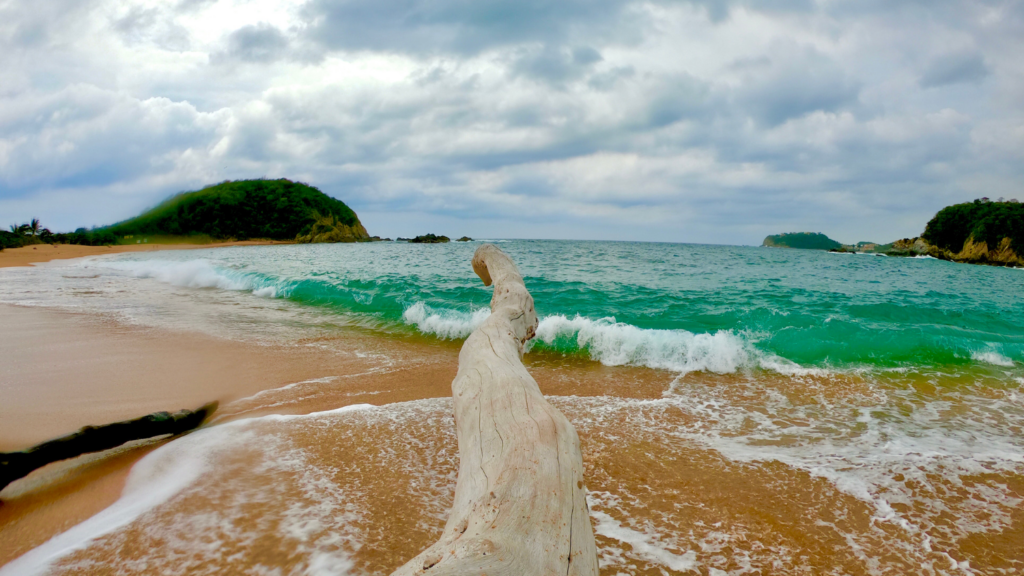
top-left (971, 350), bottom-right (1016, 367)
top-left (401, 303), bottom-right (824, 376)
top-left (401, 302), bottom-right (490, 339)
top-left (90, 259), bottom-right (288, 298)
top-left (532, 314), bottom-right (824, 376)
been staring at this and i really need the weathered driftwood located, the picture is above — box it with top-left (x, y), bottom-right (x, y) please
top-left (392, 244), bottom-right (597, 576)
top-left (0, 401), bottom-right (218, 493)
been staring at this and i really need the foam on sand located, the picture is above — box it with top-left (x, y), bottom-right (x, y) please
top-left (1, 404), bottom-right (374, 576)
top-left (6, 383), bottom-right (1024, 575)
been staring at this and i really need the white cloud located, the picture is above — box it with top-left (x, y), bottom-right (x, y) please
top-left (1, 0), bottom-right (1022, 244)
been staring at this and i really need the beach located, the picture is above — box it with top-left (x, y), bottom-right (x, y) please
top-left (0, 241), bottom-right (292, 270)
top-left (1, 241), bottom-right (1022, 574)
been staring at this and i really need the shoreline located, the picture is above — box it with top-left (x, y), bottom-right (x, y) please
top-left (0, 240), bottom-right (292, 269)
top-left (3, 245), bottom-right (1021, 573)
top-left (0, 301), bottom-right (678, 568)
top-left (0, 303), bottom-right (457, 565)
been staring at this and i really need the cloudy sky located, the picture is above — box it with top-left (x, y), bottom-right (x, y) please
top-left (1, 0), bottom-right (1022, 244)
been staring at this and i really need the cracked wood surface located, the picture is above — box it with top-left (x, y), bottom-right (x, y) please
top-left (390, 244), bottom-right (598, 576)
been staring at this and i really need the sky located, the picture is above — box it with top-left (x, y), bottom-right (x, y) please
top-left (1, 0), bottom-right (1022, 245)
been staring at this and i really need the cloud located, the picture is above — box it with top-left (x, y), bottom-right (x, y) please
top-left (0, 0), bottom-right (1022, 245)
top-left (735, 45), bottom-right (861, 127)
top-left (919, 50), bottom-right (990, 88)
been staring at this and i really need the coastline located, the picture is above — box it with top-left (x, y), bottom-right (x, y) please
top-left (0, 240), bottom-right (292, 269)
top-left (0, 302), bottom-right (455, 565)
top-left (2, 243), bottom-right (1021, 574)
top-left (0, 301), bottom-right (676, 569)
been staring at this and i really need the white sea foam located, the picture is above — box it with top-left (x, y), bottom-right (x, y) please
top-left (0, 427), bottom-right (232, 576)
top-left (252, 286), bottom-right (277, 298)
top-left (402, 301), bottom-right (490, 339)
top-left (587, 493), bottom-right (699, 572)
top-left (402, 304), bottom-right (828, 377)
top-left (90, 259), bottom-right (286, 299)
top-left (95, 259), bottom-right (253, 291)
top-left (0, 404), bottom-right (375, 576)
top-left (972, 350), bottom-right (1015, 367)
top-left (532, 314), bottom-right (826, 377)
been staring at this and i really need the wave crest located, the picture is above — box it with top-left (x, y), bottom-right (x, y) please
top-left (94, 259), bottom-right (286, 298)
top-left (971, 350), bottom-right (1015, 367)
top-left (402, 302), bottom-right (490, 339)
top-left (532, 314), bottom-right (820, 376)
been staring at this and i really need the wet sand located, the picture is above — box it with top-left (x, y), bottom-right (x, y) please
top-left (3, 304), bottom-right (1022, 574)
top-left (0, 241), bottom-right (291, 270)
top-left (0, 303), bottom-right (671, 568)
top-left (0, 304), bottom-right (455, 564)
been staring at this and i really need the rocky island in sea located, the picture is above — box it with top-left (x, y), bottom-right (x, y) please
top-left (764, 198), bottom-right (1024, 267)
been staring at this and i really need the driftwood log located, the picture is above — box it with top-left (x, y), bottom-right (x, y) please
top-left (0, 401), bottom-right (218, 493)
top-left (392, 244), bottom-right (597, 575)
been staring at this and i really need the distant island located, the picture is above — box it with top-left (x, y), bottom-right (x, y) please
top-left (763, 198), bottom-right (1024, 267)
top-left (762, 232), bottom-right (842, 251)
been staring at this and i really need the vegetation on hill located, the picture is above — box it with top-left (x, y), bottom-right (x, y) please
top-left (295, 211), bottom-right (368, 243)
top-left (107, 179), bottom-right (364, 241)
top-left (762, 232), bottom-right (842, 250)
top-left (921, 198), bottom-right (1024, 254)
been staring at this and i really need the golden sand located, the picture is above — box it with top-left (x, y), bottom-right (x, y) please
top-left (2, 304), bottom-right (1022, 574)
top-left (0, 241), bottom-right (291, 270)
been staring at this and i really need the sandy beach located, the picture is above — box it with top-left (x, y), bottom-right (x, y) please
top-left (0, 241), bottom-right (291, 270)
top-left (0, 303), bottom-right (449, 564)
top-left (0, 301), bottom-right (669, 569)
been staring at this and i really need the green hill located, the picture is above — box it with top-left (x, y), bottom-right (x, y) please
top-left (107, 179), bottom-right (368, 241)
top-left (762, 232), bottom-right (842, 250)
top-left (922, 199), bottom-right (1024, 255)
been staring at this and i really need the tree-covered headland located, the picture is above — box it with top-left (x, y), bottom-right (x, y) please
top-left (3, 179), bottom-right (370, 251)
top-left (762, 197), bottom-right (1023, 267)
top-left (921, 198), bottom-right (1024, 255)
top-left (107, 179), bottom-right (368, 241)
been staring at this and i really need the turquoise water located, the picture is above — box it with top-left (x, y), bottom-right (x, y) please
top-left (3, 240), bottom-right (1024, 574)
top-left (5, 240), bottom-right (1019, 379)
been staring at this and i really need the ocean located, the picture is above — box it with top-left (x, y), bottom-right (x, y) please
top-left (1, 240), bottom-right (1022, 574)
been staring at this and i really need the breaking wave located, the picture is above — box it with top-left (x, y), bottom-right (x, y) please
top-left (401, 302), bottom-right (490, 340)
top-left (401, 304), bottom-right (824, 377)
top-left (972, 350), bottom-right (1016, 367)
top-left (531, 314), bottom-right (824, 376)
top-left (93, 259), bottom-right (287, 299)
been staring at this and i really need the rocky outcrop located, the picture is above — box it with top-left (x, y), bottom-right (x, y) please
top-left (889, 236), bottom-right (1023, 267)
top-left (391, 244), bottom-right (598, 576)
top-left (456, 236), bottom-right (473, 242)
top-left (409, 234), bottom-right (450, 244)
top-left (295, 213), bottom-right (370, 243)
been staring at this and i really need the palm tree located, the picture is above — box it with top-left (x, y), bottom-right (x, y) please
top-left (9, 223), bottom-right (28, 235)
top-left (29, 218), bottom-right (41, 237)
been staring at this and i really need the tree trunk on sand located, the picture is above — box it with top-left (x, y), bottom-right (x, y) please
top-left (391, 244), bottom-right (598, 576)
top-left (0, 402), bottom-right (218, 494)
